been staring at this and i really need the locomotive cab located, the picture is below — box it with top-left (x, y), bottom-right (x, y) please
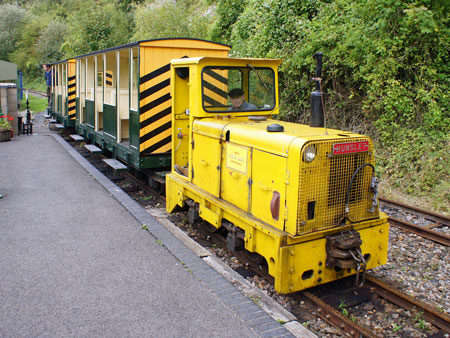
top-left (166, 57), bottom-right (389, 293)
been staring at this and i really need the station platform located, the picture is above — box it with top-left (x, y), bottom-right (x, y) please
top-left (0, 113), bottom-right (308, 338)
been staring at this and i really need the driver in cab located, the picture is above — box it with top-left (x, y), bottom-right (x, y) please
top-left (227, 88), bottom-right (257, 111)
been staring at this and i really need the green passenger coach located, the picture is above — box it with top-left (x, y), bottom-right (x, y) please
top-left (70, 38), bottom-right (230, 169)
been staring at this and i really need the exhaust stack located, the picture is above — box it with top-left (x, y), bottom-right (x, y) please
top-left (310, 52), bottom-right (324, 128)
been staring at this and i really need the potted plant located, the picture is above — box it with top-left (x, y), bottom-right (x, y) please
top-left (0, 115), bottom-right (12, 142)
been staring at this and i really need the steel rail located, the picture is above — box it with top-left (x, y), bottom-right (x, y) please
top-left (297, 292), bottom-right (380, 338)
top-left (366, 276), bottom-right (450, 334)
top-left (388, 216), bottom-right (450, 247)
top-left (380, 197), bottom-right (450, 227)
top-left (25, 88), bottom-right (47, 97)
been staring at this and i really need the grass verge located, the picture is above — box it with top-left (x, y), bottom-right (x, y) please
top-left (20, 95), bottom-right (48, 113)
top-left (23, 77), bottom-right (46, 92)
top-left (376, 133), bottom-right (450, 215)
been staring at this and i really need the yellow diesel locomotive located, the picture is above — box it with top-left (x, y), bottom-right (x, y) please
top-left (166, 56), bottom-right (389, 294)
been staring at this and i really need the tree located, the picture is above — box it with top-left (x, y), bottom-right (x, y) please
top-left (0, 4), bottom-right (26, 61)
top-left (62, 0), bottom-right (132, 56)
top-left (132, 0), bottom-right (213, 41)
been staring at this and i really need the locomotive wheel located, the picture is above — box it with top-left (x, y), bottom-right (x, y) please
top-left (204, 223), bottom-right (218, 233)
top-left (187, 202), bottom-right (200, 225)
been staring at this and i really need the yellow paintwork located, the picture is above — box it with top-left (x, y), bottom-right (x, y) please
top-left (166, 173), bottom-right (389, 293)
top-left (138, 40), bottom-right (230, 154)
top-left (166, 56), bottom-right (390, 293)
top-left (67, 59), bottom-right (76, 120)
top-left (140, 39), bottom-right (231, 51)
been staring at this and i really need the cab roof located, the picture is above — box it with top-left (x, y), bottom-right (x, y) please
top-left (171, 56), bottom-right (282, 67)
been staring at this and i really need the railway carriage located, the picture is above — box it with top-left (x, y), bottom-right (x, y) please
top-left (50, 59), bottom-right (77, 127)
top-left (72, 38), bottom-right (230, 169)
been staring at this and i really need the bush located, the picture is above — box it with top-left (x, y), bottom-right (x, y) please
top-left (62, 0), bottom-right (132, 56)
top-left (132, 0), bottom-right (213, 40)
top-left (9, 13), bottom-right (43, 78)
top-left (217, 0), bottom-right (450, 210)
top-left (0, 4), bottom-right (27, 61)
top-left (209, 0), bottom-right (247, 44)
top-left (36, 20), bottom-right (67, 64)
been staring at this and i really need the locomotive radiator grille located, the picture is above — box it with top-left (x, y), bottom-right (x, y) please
top-left (296, 138), bottom-right (378, 235)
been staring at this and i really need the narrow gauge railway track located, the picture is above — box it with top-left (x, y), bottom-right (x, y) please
top-left (295, 291), bottom-right (379, 338)
top-left (25, 88), bottom-right (47, 98)
top-left (380, 197), bottom-right (450, 228)
top-left (63, 133), bottom-right (450, 337)
top-left (379, 197), bottom-right (450, 247)
top-left (388, 216), bottom-right (450, 247)
top-left (365, 276), bottom-right (450, 334)
top-left (298, 276), bottom-right (450, 337)
top-left (190, 222), bottom-right (450, 338)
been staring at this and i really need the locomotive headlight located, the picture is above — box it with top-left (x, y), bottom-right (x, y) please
top-left (303, 144), bottom-right (317, 163)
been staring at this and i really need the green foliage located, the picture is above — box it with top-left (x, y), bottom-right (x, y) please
top-left (338, 299), bottom-right (349, 316)
top-left (62, 0), bottom-right (131, 56)
top-left (0, 4), bottom-right (27, 61)
top-left (0, 116), bottom-right (12, 130)
top-left (220, 0), bottom-right (450, 210)
top-left (118, 0), bottom-right (146, 12)
top-left (230, 0), bottom-right (321, 58)
top-left (392, 323), bottom-right (402, 332)
top-left (36, 20), bottom-right (67, 63)
top-left (376, 132), bottom-right (450, 212)
top-left (209, 0), bottom-right (247, 44)
top-left (132, 0), bottom-right (213, 40)
top-left (23, 76), bottom-right (46, 92)
top-left (414, 312), bottom-right (428, 330)
top-left (9, 13), bottom-right (43, 78)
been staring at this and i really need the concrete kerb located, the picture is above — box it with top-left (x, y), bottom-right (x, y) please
top-left (51, 133), bottom-right (317, 338)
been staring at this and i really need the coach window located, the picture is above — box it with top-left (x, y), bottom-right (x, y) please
top-left (51, 65), bottom-right (55, 109)
top-left (86, 56), bottom-right (95, 101)
top-left (118, 49), bottom-right (130, 142)
top-left (80, 59), bottom-right (86, 123)
top-left (76, 60), bottom-right (80, 99)
top-left (63, 63), bottom-right (67, 115)
top-left (57, 64), bottom-right (62, 112)
top-left (130, 47), bottom-right (138, 112)
top-left (104, 52), bottom-right (116, 106)
top-left (95, 55), bottom-right (103, 129)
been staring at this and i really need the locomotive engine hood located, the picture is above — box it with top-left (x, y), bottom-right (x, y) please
top-left (193, 117), bottom-right (378, 236)
top-left (193, 117), bottom-right (364, 156)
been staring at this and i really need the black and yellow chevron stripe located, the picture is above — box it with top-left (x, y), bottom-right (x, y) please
top-left (105, 71), bottom-right (113, 87)
top-left (202, 68), bottom-right (228, 107)
top-left (67, 75), bottom-right (76, 120)
top-left (139, 63), bottom-right (172, 155)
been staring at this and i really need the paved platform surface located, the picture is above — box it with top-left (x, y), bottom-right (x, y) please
top-left (0, 114), bottom-right (296, 338)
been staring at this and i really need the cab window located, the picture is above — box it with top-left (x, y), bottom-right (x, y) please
top-left (202, 66), bottom-right (275, 113)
